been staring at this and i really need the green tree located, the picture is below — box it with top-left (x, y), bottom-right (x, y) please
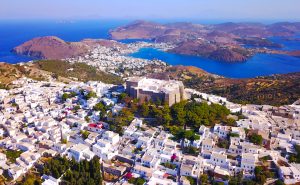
top-left (80, 130), bottom-right (90, 140)
top-left (152, 105), bottom-right (172, 126)
top-left (93, 102), bottom-right (106, 112)
top-left (249, 133), bottom-right (263, 145)
top-left (128, 177), bottom-right (146, 185)
top-left (200, 174), bottom-right (208, 184)
top-left (21, 174), bottom-right (41, 185)
top-left (85, 116), bottom-right (90, 123)
top-left (171, 101), bottom-right (187, 127)
top-left (242, 179), bottom-right (256, 185)
top-left (254, 166), bottom-right (268, 185)
top-left (275, 180), bottom-right (285, 185)
top-left (229, 133), bottom-right (239, 138)
top-left (62, 93), bottom-right (70, 102)
top-left (184, 130), bottom-right (200, 143)
top-left (85, 91), bottom-right (97, 100)
top-left (118, 93), bottom-right (128, 103)
top-left (140, 103), bottom-right (150, 117)
top-left (289, 145), bottom-right (300, 163)
top-left (73, 105), bottom-right (80, 112)
top-left (225, 118), bottom-right (236, 126)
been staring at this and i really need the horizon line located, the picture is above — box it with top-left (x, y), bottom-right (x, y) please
top-left (1, 18), bottom-right (300, 24)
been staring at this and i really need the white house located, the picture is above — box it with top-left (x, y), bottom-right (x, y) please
top-left (141, 154), bottom-right (160, 168)
top-left (136, 136), bottom-right (152, 148)
top-left (279, 166), bottom-right (300, 184)
top-left (201, 138), bottom-right (215, 151)
top-left (209, 152), bottom-right (228, 169)
top-left (241, 153), bottom-right (258, 173)
top-left (68, 144), bottom-right (95, 162)
top-left (102, 131), bottom-right (120, 145)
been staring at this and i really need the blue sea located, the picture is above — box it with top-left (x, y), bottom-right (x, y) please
top-left (0, 20), bottom-right (129, 63)
top-left (1, 20), bottom-right (300, 78)
top-left (130, 48), bottom-right (300, 78)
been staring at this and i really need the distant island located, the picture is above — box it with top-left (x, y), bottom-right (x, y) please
top-left (12, 36), bottom-right (126, 60)
top-left (109, 20), bottom-right (300, 62)
top-left (13, 21), bottom-right (300, 63)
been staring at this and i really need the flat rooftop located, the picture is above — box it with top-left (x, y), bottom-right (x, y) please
top-left (127, 77), bottom-right (183, 93)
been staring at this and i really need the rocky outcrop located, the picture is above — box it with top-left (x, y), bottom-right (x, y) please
top-left (151, 64), bottom-right (300, 106)
top-left (169, 40), bottom-right (251, 62)
top-left (267, 22), bottom-right (300, 37)
top-left (13, 36), bottom-right (90, 59)
top-left (109, 20), bottom-right (167, 40)
top-left (209, 48), bottom-right (250, 62)
top-left (288, 50), bottom-right (300, 57)
top-left (81, 39), bottom-right (127, 49)
top-left (235, 37), bottom-right (282, 48)
top-left (13, 36), bottom-right (126, 60)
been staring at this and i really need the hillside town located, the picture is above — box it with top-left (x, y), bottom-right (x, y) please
top-left (0, 76), bottom-right (299, 185)
top-left (66, 42), bottom-right (174, 77)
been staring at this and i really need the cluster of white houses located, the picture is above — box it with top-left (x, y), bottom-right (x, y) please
top-left (66, 42), bottom-right (169, 77)
top-left (0, 77), bottom-right (300, 185)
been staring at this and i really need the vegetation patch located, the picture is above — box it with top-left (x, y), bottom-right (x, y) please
top-left (42, 156), bottom-right (102, 185)
top-left (4, 149), bottom-right (23, 163)
top-left (128, 177), bottom-right (146, 185)
top-left (35, 60), bottom-right (123, 84)
top-left (161, 162), bottom-right (177, 170)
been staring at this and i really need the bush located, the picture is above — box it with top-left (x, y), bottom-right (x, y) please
top-left (217, 138), bottom-right (230, 149)
top-left (43, 156), bottom-right (102, 185)
top-left (186, 176), bottom-right (197, 185)
top-left (36, 60), bottom-right (123, 84)
top-left (275, 180), bottom-right (285, 185)
top-left (128, 177), bottom-right (146, 185)
top-left (5, 150), bottom-right (23, 163)
top-left (183, 146), bottom-right (199, 156)
top-left (80, 130), bottom-right (90, 139)
top-left (85, 91), bottom-right (97, 100)
top-left (229, 133), bottom-right (239, 138)
top-left (289, 145), bottom-right (300, 163)
top-left (249, 133), bottom-right (263, 145)
top-left (161, 162), bottom-right (177, 170)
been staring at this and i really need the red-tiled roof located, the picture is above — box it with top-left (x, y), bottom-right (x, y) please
top-left (88, 123), bottom-right (103, 129)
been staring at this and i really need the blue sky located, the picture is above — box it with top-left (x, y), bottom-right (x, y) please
top-left (1, 0), bottom-right (300, 21)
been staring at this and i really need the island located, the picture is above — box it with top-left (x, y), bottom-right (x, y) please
top-left (109, 20), bottom-right (300, 62)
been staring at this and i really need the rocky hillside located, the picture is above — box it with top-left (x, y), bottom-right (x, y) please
top-left (13, 36), bottom-right (90, 59)
top-left (33, 60), bottom-right (123, 84)
top-left (13, 36), bottom-right (126, 60)
top-left (0, 60), bottom-right (123, 89)
top-left (110, 21), bottom-right (300, 42)
top-left (150, 65), bottom-right (300, 106)
top-left (170, 40), bottom-right (251, 62)
top-left (288, 50), bottom-right (300, 58)
top-left (0, 62), bottom-right (53, 89)
top-left (109, 20), bottom-right (167, 40)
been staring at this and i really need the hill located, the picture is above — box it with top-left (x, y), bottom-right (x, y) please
top-left (0, 62), bottom-right (53, 89)
top-left (33, 60), bottom-right (123, 84)
top-left (0, 60), bottom-right (123, 89)
top-left (13, 36), bottom-right (126, 60)
top-left (151, 66), bottom-right (300, 106)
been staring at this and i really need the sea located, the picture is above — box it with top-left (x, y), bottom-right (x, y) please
top-left (1, 20), bottom-right (300, 78)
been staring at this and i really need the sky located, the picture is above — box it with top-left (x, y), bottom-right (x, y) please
top-left (1, 0), bottom-right (300, 22)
